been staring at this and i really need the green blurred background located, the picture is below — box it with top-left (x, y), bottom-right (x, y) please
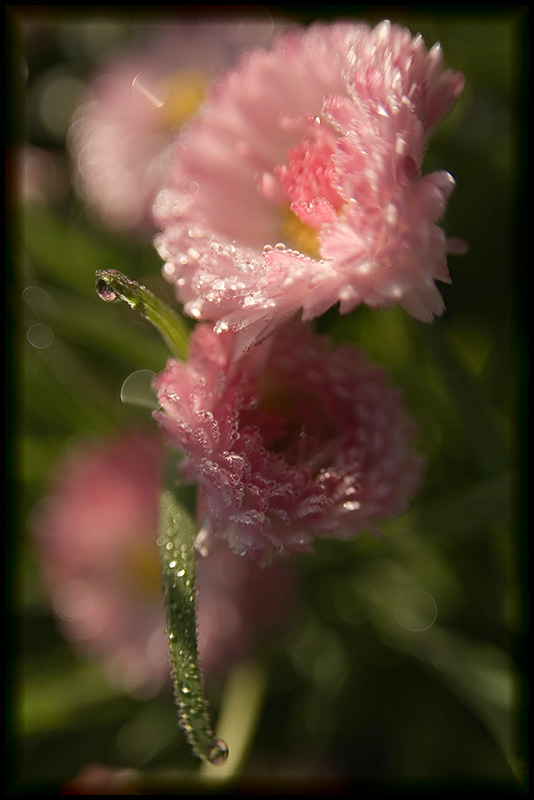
top-left (6, 4), bottom-right (528, 794)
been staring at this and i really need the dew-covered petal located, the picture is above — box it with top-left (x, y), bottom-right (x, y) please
top-left (153, 322), bottom-right (425, 562)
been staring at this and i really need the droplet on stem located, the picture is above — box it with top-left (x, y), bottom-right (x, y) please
top-left (95, 277), bottom-right (118, 303)
top-left (208, 739), bottom-right (229, 765)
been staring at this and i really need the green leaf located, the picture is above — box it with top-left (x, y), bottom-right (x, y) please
top-left (24, 283), bottom-right (168, 370)
top-left (421, 325), bottom-right (508, 479)
top-left (21, 650), bottom-right (127, 735)
top-left (414, 628), bottom-right (521, 784)
top-left (417, 472), bottom-right (512, 547)
top-left (158, 461), bottom-right (228, 766)
top-left (21, 201), bottom-right (131, 297)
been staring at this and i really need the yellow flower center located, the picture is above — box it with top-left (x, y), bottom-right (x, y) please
top-left (121, 536), bottom-right (162, 598)
top-left (280, 206), bottom-right (322, 260)
top-left (158, 69), bottom-right (210, 130)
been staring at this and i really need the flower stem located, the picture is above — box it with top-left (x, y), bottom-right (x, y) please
top-left (95, 269), bottom-right (189, 359)
top-left (158, 467), bottom-right (228, 766)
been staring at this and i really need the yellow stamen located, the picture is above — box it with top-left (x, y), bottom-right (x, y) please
top-left (123, 537), bottom-right (163, 597)
top-left (158, 69), bottom-right (210, 130)
top-left (280, 206), bottom-right (321, 260)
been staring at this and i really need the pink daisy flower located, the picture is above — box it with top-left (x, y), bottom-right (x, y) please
top-left (69, 20), bottom-right (284, 235)
top-left (153, 321), bottom-right (424, 563)
top-left (32, 433), bottom-right (296, 695)
top-left (154, 20), bottom-right (465, 352)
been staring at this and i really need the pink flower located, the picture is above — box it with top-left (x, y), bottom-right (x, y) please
top-left (17, 146), bottom-right (69, 204)
top-left (61, 764), bottom-right (141, 795)
top-left (153, 321), bottom-right (424, 563)
top-left (33, 433), bottom-right (296, 695)
top-left (154, 20), bottom-right (465, 351)
top-left (69, 20), bottom-right (284, 234)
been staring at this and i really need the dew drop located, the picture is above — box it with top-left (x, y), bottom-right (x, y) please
top-left (120, 369), bottom-right (157, 409)
top-left (27, 323), bottom-right (54, 349)
top-left (343, 500), bottom-right (361, 511)
top-left (131, 72), bottom-right (166, 109)
top-left (208, 739), bottom-right (229, 765)
top-left (96, 279), bottom-right (118, 302)
top-left (394, 589), bottom-right (438, 632)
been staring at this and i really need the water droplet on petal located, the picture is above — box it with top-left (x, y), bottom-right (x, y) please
top-left (342, 500), bottom-right (361, 511)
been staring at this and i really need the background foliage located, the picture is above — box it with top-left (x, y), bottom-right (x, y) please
top-left (7, 4), bottom-right (528, 794)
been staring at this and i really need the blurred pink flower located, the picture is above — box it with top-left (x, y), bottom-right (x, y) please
top-left (17, 146), bottom-right (69, 204)
top-left (153, 321), bottom-right (424, 563)
top-left (61, 764), bottom-right (141, 795)
top-left (69, 19), bottom-right (284, 234)
top-left (33, 432), bottom-right (295, 696)
top-left (154, 20), bottom-right (465, 351)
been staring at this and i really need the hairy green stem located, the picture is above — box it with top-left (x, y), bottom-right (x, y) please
top-left (158, 477), bottom-right (228, 765)
top-left (95, 269), bottom-right (189, 359)
top-left (95, 270), bottom-right (224, 762)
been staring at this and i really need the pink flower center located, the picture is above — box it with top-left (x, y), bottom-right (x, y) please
top-left (257, 131), bottom-right (346, 259)
top-left (275, 135), bottom-right (345, 230)
top-left (240, 374), bottom-right (339, 473)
